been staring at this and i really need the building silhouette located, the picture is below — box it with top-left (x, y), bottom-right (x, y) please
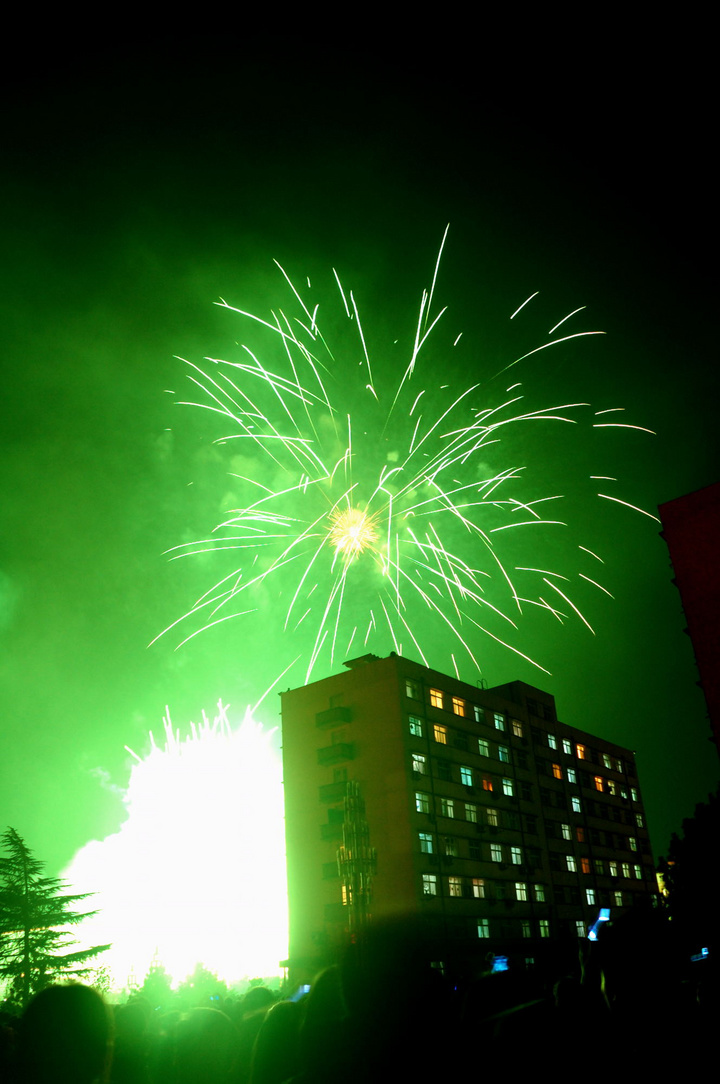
top-left (659, 481), bottom-right (720, 758)
top-left (281, 652), bottom-right (655, 984)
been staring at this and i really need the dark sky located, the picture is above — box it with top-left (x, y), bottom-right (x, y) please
top-left (1, 34), bottom-right (717, 879)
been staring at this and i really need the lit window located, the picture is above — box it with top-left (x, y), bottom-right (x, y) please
top-left (548, 734), bottom-right (557, 750)
top-left (595, 860), bottom-right (605, 874)
top-left (494, 712), bottom-right (505, 731)
top-left (613, 891), bottom-right (624, 906)
top-left (478, 738), bottom-right (490, 757)
top-left (460, 766), bottom-right (473, 786)
top-left (433, 723), bottom-right (448, 744)
top-left (412, 752), bottom-right (427, 774)
top-left (502, 778), bottom-right (514, 797)
top-left (452, 697), bottom-right (465, 716)
top-left (511, 846), bottom-right (522, 865)
top-left (487, 808), bottom-right (499, 827)
top-left (415, 791), bottom-right (430, 814)
top-left (472, 878), bottom-right (485, 898)
top-left (609, 861), bottom-right (618, 877)
top-left (607, 780), bottom-right (617, 796)
top-left (634, 865), bottom-right (642, 880)
top-left (534, 884), bottom-right (545, 902)
top-left (430, 688), bottom-right (444, 709)
top-left (552, 763), bottom-right (562, 780)
top-left (341, 883), bottom-right (352, 905)
top-left (631, 788), bottom-right (639, 802)
top-left (561, 823), bottom-right (571, 840)
top-left (473, 705), bottom-right (485, 723)
top-left (629, 837), bottom-right (637, 852)
top-left (491, 843), bottom-right (503, 862)
top-left (603, 753), bottom-right (612, 769)
top-left (498, 745), bottom-right (510, 763)
top-left (539, 920), bottom-right (550, 938)
top-left (575, 921), bottom-right (585, 938)
top-left (522, 920), bottom-right (532, 938)
top-left (614, 758), bottom-right (623, 773)
top-left (620, 787), bottom-right (628, 800)
top-left (406, 679), bottom-right (421, 699)
top-left (448, 876), bottom-right (462, 897)
top-left (576, 744), bottom-right (586, 760)
top-left (567, 768), bottom-right (577, 785)
top-left (512, 719), bottom-right (523, 737)
top-left (408, 715), bottom-right (423, 737)
top-left (516, 881), bottom-right (528, 901)
top-left (581, 858), bottom-right (591, 874)
top-left (477, 919), bottom-right (490, 938)
top-left (635, 813), bottom-right (644, 828)
top-left (622, 862), bottom-right (630, 878)
top-left (419, 832), bottom-right (433, 854)
top-left (576, 826), bottom-right (585, 843)
top-left (594, 775), bottom-right (604, 792)
top-left (440, 798), bottom-right (455, 819)
top-left (571, 797), bottom-right (581, 813)
top-left (482, 777), bottom-right (494, 792)
top-left (422, 873), bottom-right (438, 896)
top-left (566, 855), bottom-right (577, 872)
top-left (586, 888), bottom-right (596, 905)
top-left (443, 837), bottom-right (458, 857)
top-left (465, 803), bottom-right (478, 823)
top-left (562, 739), bottom-right (572, 755)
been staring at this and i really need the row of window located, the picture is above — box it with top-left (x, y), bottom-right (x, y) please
top-left (549, 853), bottom-right (645, 880)
top-left (421, 874), bottom-right (546, 900)
top-left (406, 680), bottom-right (523, 734)
top-left (415, 792), bottom-right (644, 854)
top-left (546, 820), bottom-right (643, 849)
top-left (409, 714), bottom-right (514, 760)
top-left (412, 753), bottom-right (516, 794)
top-left (417, 825), bottom-right (647, 880)
top-left (478, 918), bottom-right (552, 939)
top-left (538, 731), bottom-right (636, 777)
top-left (540, 787), bottom-right (644, 826)
top-left (404, 678), bottom-right (635, 786)
top-left (410, 727), bottom-right (642, 819)
top-left (415, 791), bottom-right (508, 826)
top-left (420, 873), bottom-right (632, 912)
top-left (412, 712), bottom-right (643, 812)
top-left (540, 759), bottom-right (640, 801)
top-left (420, 831), bottom-right (525, 865)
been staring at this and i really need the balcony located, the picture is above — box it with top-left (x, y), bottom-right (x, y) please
top-left (317, 742), bottom-right (355, 766)
top-left (318, 781), bottom-right (350, 803)
top-left (320, 822), bottom-right (344, 841)
top-left (315, 706), bottom-right (353, 728)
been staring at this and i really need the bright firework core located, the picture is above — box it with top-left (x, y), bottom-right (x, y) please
top-left (63, 703), bottom-right (287, 992)
top-left (328, 506), bottom-right (379, 560)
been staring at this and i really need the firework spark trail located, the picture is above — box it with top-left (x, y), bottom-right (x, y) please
top-left (157, 237), bottom-right (656, 680)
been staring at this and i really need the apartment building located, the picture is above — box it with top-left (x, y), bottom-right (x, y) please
top-left (281, 652), bottom-right (654, 984)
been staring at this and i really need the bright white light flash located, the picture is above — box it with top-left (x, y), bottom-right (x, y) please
top-left (63, 703), bottom-right (287, 992)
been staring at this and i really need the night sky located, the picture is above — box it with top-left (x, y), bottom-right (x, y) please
top-left (1, 35), bottom-right (717, 883)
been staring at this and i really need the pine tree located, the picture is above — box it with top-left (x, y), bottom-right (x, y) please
top-left (0, 827), bottom-right (110, 1008)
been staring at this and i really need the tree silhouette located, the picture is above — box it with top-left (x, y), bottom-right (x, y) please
top-left (0, 827), bottom-right (110, 1008)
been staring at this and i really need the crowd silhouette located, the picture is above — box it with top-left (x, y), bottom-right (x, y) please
top-left (0, 908), bottom-right (714, 1082)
